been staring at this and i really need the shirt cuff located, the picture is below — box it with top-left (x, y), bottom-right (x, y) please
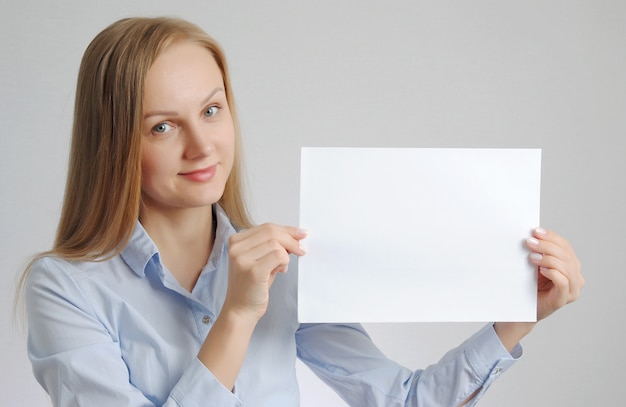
top-left (462, 323), bottom-right (523, 405)
top-left (169, 358), bottom-right (242, 407)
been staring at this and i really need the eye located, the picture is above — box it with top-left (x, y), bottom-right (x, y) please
top-left (152, 122), bottom-right (173, 134)
top-left (204, 105), bottom-right (219, 117)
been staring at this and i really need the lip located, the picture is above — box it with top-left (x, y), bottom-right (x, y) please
top-left (179, 164), bottom-right (217, 182)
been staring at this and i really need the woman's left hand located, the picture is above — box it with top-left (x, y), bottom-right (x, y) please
top-left (526, 227), bottom-right (584, 321)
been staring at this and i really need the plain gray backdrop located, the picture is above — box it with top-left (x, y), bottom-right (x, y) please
top-left (2, 1), bottom-right (624, 406)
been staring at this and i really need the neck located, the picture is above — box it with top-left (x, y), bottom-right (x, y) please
top-left (140, 204), bottom-right (216, 291)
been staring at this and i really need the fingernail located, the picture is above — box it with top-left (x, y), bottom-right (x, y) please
top-left (530, 253), bottom-right (543, 262)
top-left (297, 228), bottom-right (308, 236)
top-left (535, 227), bottom-right (547, 236)
top-left (527, 237), bottom-right (540, 247)
top-left (299, 244), bottom-right (307, 254)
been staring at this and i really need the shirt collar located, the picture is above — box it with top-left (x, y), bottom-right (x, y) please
top-left (120, 221), bottom-right (159, 278)
top-left (120, 204), bottom-right (238, 278)
top-left (208, 204), bottom-right (237, 270)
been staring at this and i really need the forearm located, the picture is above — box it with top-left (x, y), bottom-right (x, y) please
top-left (197, 308), bottom-right (258, 391)
top-left (455, 323), bottom-right (532, 407)
top-left (459, 388), bottom-right (481, 406)
top-left (493, 322), bottom-right (536, 352)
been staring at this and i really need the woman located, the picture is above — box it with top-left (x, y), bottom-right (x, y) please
top-left (22, 17), bottom-right (584, 406)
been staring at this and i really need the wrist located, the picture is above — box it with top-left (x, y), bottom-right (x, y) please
top-left (220, 299), bottom-right (265, 326)
top-left (197, 306), bottom-right (259, 391)
top-left (493, 321), bottom-right (536, 352)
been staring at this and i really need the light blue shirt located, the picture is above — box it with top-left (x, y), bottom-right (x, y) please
top-left (26, 205), bottom-right (521, 406)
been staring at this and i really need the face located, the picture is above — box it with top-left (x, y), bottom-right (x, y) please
top-left (140, 41), bottom-right (235, 214)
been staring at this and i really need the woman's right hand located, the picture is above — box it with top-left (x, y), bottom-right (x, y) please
top-left (223, 223), bottom-right (307, 321)
top-left (199, 224), bottom-right (307, 389)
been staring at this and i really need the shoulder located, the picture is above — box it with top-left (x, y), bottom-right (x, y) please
top-left (26, 255), bottom-right (93, 301)
top-left (28, 255), bottom-right (110, 286)
top-left (27, 255), bottom-right (82, 289)
top-left (24, 256), bottom-right (104, 340)
top-left (25, 253), bottom-right (136, 337)
top-left (25, 254), bottom-right (127, 307)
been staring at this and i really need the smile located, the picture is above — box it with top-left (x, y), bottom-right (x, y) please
top-left (179, 165), bottom-right (217, 182)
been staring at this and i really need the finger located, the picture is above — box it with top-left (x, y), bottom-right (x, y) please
top-left (238, 224), bottom-right (307, 252)
top-left (527, 229), bottom-right (582, 275)
top-left (530, 253), bottom-right (583, 301)
top-left (249, 245), bottom-right (292, 277)
top-left (533, 227), bottom-right (572, 249)
top-left (233, 223), bottom-right (307, 243)
top-left (536, 266), bottom-right (571, 320)
top-left (527, 229), bottom-right (580, 271)
top-left (229, 231), bottom-right (298, 281)
top-left (529, 252), bottom-right (566, 274)
top-left (246, 238), bottom-right (296, 267)
top-left (230, 224), bottom-right (307, 256)
top-left (539, 266), bottom-right (570, 305)
top-left (526, 237), bottom-right (567, 261)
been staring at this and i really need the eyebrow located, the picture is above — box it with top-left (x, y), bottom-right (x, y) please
top-left (143, 87), bottom-right (225, 119)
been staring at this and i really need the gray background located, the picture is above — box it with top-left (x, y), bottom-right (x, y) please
top-left (1, 1), bottom-right (624, 406)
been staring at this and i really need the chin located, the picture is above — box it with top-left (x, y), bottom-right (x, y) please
top-left (192, 193), bottom-right (224, 208)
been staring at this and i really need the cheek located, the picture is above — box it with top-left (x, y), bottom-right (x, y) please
top-left (226, 136), bottom-right (236, 166)
top-left (140, 152), bottom-right (153, 182)
top-left (219, 122), bottom-right (236, 168)
top-left (140, 147), bottom-right (167, 189)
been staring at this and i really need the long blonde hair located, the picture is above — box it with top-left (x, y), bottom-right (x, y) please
top-left (17, 17), bottom-right (252, 297)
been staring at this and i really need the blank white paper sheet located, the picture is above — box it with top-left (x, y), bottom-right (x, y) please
top-left (298, 148), bottom-right (541, 323)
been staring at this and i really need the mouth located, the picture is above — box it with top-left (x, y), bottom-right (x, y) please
top-left (179, 164), bottom-right (217, 182)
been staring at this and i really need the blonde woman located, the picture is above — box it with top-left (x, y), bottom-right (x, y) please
top-left (22, 17), bottom-right (584, 407)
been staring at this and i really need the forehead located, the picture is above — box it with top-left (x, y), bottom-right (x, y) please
top-left (144, 41), bottom-right (224, 107)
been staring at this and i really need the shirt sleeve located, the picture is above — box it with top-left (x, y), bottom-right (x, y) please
top-left (25, 257), bottom-right (243, 407)
top-left (296, 322), bottom-right (522, 407)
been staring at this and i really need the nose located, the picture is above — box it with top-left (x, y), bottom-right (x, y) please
top-left (183, 120), bottom-right (214, 159)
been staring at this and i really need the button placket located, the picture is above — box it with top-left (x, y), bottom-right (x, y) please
top-left (187, 298), bottom-right (214, 337)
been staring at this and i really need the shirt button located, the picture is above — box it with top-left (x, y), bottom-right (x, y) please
top-left (493, 368), bottom-right (502, 375)
top-left (202, 315), bottom-right (211, 324)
